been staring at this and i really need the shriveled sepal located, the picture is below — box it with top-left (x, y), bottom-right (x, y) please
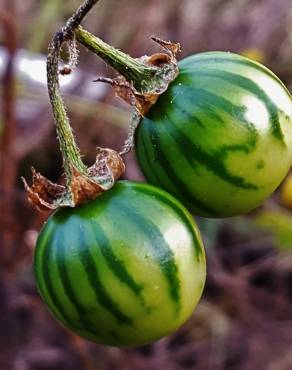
top-left (94, 37), bottom-right (180, 116)
top-left (22, 168), bottom-right (68, 211)
top-left (22, 148), bottom-right (125, 211)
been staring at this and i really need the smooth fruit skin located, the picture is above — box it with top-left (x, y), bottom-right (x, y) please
top-left (34, 181), bottom-right (206, 347)
top-left (135, 52), bottom-right (292, 217)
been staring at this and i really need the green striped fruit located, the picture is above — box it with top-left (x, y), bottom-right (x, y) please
top-left (135, 52), bottom-right (292, 217)
top-left (34, 181), bottom-right (206, 347)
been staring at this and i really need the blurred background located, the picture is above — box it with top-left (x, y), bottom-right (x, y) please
top-left (1, 0), bottom-right (292, 369)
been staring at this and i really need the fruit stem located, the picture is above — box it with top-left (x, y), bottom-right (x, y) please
top-left (46, 0), bottom-right (101, 181)
top-left (75, 26), bottom-right (159, 92)
top-left (47, 37), bottom-right (86, 180)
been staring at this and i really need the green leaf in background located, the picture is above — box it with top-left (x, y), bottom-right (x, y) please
top-left (255, 210), bottom-right (292, 250)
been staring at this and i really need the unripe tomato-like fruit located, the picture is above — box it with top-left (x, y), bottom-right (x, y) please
top-left (34, 181), bottom-right (206, 346)
top-left (135, 52), bottom-right (292, 217)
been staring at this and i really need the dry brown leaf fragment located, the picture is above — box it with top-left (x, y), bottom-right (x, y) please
top-left (23, 148), bottom-right (125, 212)
top-left (150, 37), bottom-right (181, 57)
top-left (93, 37), bottom-right (180, 116)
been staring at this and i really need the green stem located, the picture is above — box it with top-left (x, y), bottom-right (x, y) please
top-left (75, 26), bottom-right (159, 92)
top-left (47, 34), bottom-right (86, 181)
top-left (46, 1), bottom-right (101, 181)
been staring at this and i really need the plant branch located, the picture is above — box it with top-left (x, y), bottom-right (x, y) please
top-left (63, 0), bottom-right (100, 38)
top-left (75, 26), bottom-right (158, 91)
top-left (47, 38), bottom-right (86, 179)
top-left (24, 0), bottom-right (126, 210)
top-left (46, 0), bottom-right (101, 180)
top-left (74, 25), bottom-right (179, 119)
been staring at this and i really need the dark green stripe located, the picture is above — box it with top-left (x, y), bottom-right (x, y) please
top-left (189, 69), bottom-right (285, 141)
top-left (138, 123), bottom-right (210, 215)
top-left (176, 94), bottom-right (226, 126)
top-left (77, 225), bottom-right (133, 326)
top-left (170, 85), bottom-right (258, 149)
top-left (139, 121), bottom-right (219, 215)
top-left (39, 232), bottom-right (75, 328)
top-left (216, 142), bottom-right (255, 159)
top-left (139, 120), bottom-right (199, 197)
top-left (137, 127), bottom-right (165, 186)
top-left (113, 198), bottom-right (181, 311)
top-left (152, 88), bottom-right (259, 189)
top-left (169, 85), bottom-right (258, 137)
top-left (209, 56), bottom-right (290, 95)
top-left (55, 230), bottom-right (100, 336)
top-left (179, 54), bottom-right (287, 89)
top-left (89, 220), bottom-right (146, 307)
top-left (229, 58), bottom-right (292, 97)
top-left (138, 186), bottom-right (204, 261)
top-left (173, 100), bottom-right (217, 128)
top-left (162, 114), bottom-right (258, 190)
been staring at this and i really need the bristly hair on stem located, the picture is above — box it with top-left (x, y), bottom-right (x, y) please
top-left (23, 0), bottom-right (180, 211)
top-left (74, 25), bottom-right (180, 154)
top-left (46, 0), bottom-right (101, 180)
top-left (23, 0), bottom-right (125, 211)
top-left (46, 0), bottom-right (179, 167)
top-left (75, 26), bottom-right (180, 115)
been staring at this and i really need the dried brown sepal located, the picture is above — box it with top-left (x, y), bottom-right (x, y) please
top-left (95, 73), bottom-right (166, 116)
top-left (94, 38), bottom-right (180, 116)
top-left (23, 148), bottom-right (125, 212)
top-left (88, 147), bottom-right (125, 184)
top-left (22, 168), bottom-right (68, 211)
top-left (72, 147), bottom-right (125, 204)
top-left (94, 76), bottom-right (137, 107)
top-left (150, 36), bottom-right (181, 58)
top-left (69, 166), bottom-right (103, 205)
top-left (147, 53), bottom-right (172, 67)
top-left (114, 39), bottom-right (181, 153)
top-left (134, 92), bottom-right (159, 116)
top-left (134, 43), bottom-right (179, 115)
